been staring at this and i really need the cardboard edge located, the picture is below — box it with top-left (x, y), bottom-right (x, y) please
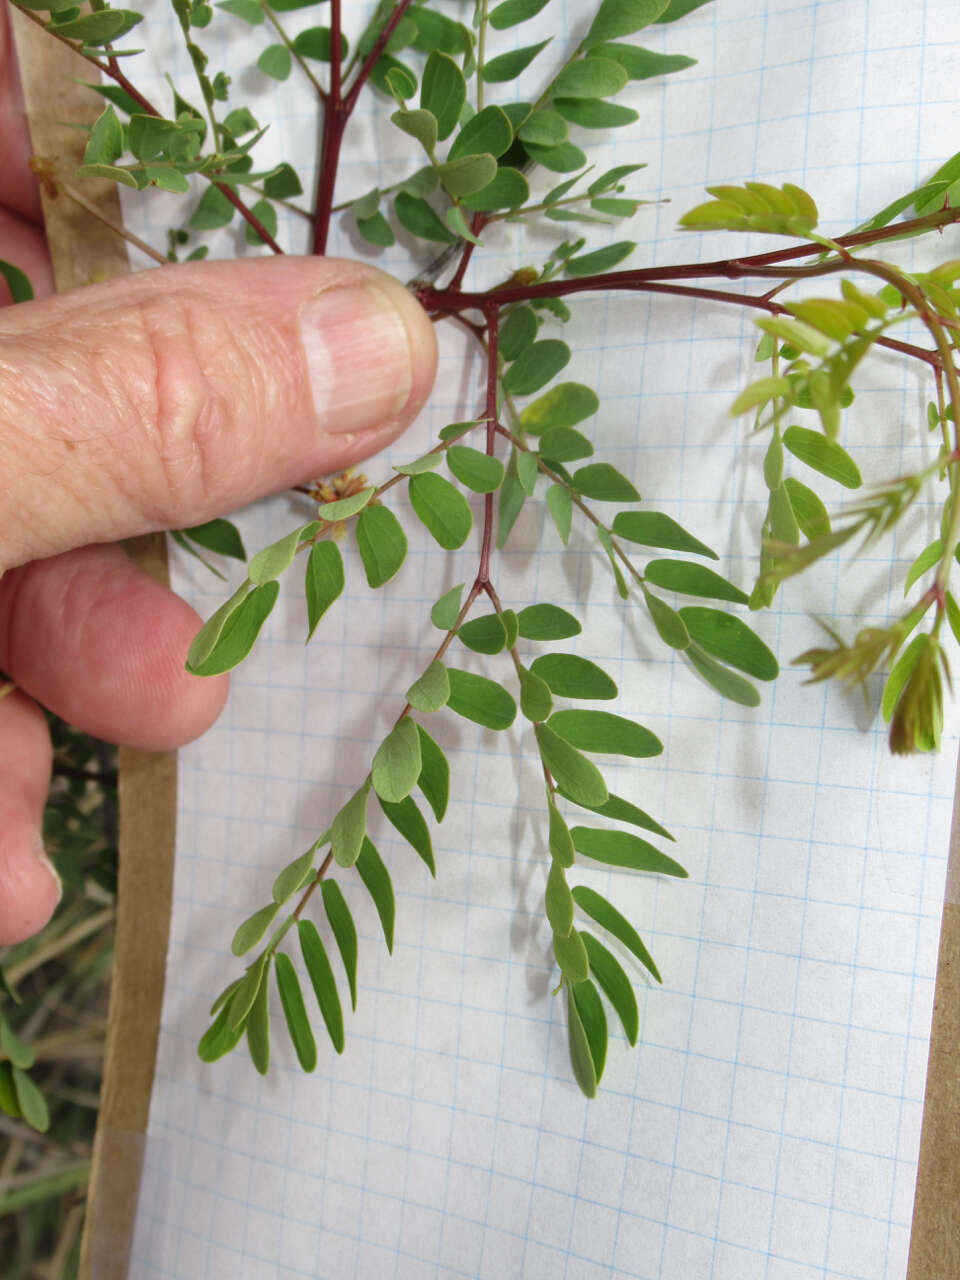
top-left (11, 15), bottom-right (177, 1279)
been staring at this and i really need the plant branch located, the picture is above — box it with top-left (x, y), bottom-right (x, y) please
top-left (419, 205), bottom-right (960, 312)
top-left (477, 302), bottom-right (501, 586)
top-left (263, 4), bottom-right (327, 99)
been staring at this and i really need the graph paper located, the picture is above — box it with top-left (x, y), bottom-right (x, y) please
top-left (113, 1), bottom-right (960, 1276)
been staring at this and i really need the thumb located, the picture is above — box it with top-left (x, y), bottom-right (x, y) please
top-left (0, 256), bottom-right (438, 570)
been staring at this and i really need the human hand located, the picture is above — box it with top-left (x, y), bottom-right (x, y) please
top-left (0, 17), bottom-right (438, 945)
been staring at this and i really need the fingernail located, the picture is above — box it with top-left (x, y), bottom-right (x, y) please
top-left (300, 283), bottom-right (414, 436)
top-left (35, 838), bottom-right (63, 908)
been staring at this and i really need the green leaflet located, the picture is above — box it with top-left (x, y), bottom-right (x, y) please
top-left (904, 539), bottom-right (942, 596)
top-left (656, 0), bottom-right (714, 18)
top-left (539, 427), bottom-right (594, 463)
top-left (182, 518), bottom-right (246, 562)
top-left (231, 902), bottom-right (280, 957)
top-left (431, 583), bottom-right (465, 630)
top-left (687, 643), bottom-right (761, 706)
top-left (331, 782), bottom-right (370, 868)
top-left (447, 669), bottom-right (517, 729)
top-left (548, 709), bottom-right (663, 757)
top-left (548, 800), bottom-right (575, 866)
top-left (392, 107), bottom-right (438, 154)
top-left (489, 0), bottom-right (550, 27)
top-left (572, 884), bottom-right (661, 981)
top-left (407, 660), bottom-right (451, 712)
top-left (482, 39), bottom-right (552, 83)
top-left (275, 952), bottom-right (318, 1071)
top-left (535, 723), bottom-right (608, 808)
top-left (571, 979), bottom-right (607, 1083)
top-left (517, 451), bottom-right (539, 496)
top-left (10, 1066), bottom-right (48, 1132)
top-left (227, 951), bottom-right (271, 1031)
top-left (394, 452), bottom-right (443, 477)
top-left (503, 340), bottom-right (571, 396)
top-left (185, 582), bottom-right (251, 671)
top-left (582, 0), bottom-right (672, 48)
top-left (409, 473), bottom-right (474, 549)
top-left (272, 844), bottom-right (318, 905)
top-left (503, 610), bottom-right (520, 648)
top-left (408, 5), bottom-right (469, 54)
top-left (248, 524), bottom-right (309, 585)
top-left (355, 838), bottom-right (396, 953)
top-left (546, 861), bottom-right (574, 935)
top-left (372, 718), bottom-right (422, 804)
top-left (292, 26), bottom-right (348, 60)
top-left (437, 153), bottom-right (499, 199)
top-left (598, 526), bottom-right (630, 599)
top-left (446, 446), bottom-right (505, 493)
top-left (571, 826), bottom-right (688, 876)
top-left (553, 57), bottom-right (628, 98)
top-left (499, 306), bottom-right (539, 361)
top-left (782, 426), bottom-right (863, 488)
top-left (394, 191), bottom-right (456, 243)
top-left (530, 653), bottom-right (618, 700)
top-left (0, 259), bottom-right (35, 304)
top-left (589, 43), bottom-right (696, 79)
top-left (516, 603), bottom-right (582, 639)
top-left (245, 956), bottom-right (271, 1074)
top-left (0, 1062), bottom-right (21, 1120)
top-left (459, 612), bottom-right (508, 654)
top-left (356, 505), bottom-right (408, 587)
top-left (678, 608), bottom-right (779, 680)
top-left (519, 664), bottom-right (553, 722)
top-left (317, 488), bottom-right (376, 520)
top-left (564, 240), bottom-right (638, 276)
top-left (520, 382), bottom-right (599, 432)
top-left (357, 212), bottom-right (395, 246)
top-left (566, 984), bottom-right (597, 1098)
top-left (416, 723), bottom-right (450, 821)
top-left (643, 587), bottom-right (690, 650)
top-left (298, 920), bottom-right (345, 1052)
top-left (321, 880), bottom-right (358, 1010)
top-left (881, 633), bottom-right (927, 723)
top-left (379, 793), bottom-right (436, 877)
top-left (572, 462), bottom-right (640, 501)
top-left (185, 580), bottom-right (279, 676)
top-left (784, 477), bottom-right (830, 540)
top-left (547, 484), bottom-right (573, 544)
top-left (421, 51), bottom-right (466, 139)
top-left (517, 109), bottom-right (568, 147)
top-left (263, 163), bottom-right (302, 198)
top-left (583, 931), bottom-right (642, 1049)
top-left (305, 541), bottom-right (345, 641)
top-left (190, 184), bottom-right (236, 230)
top-left (464, 167), bottom-right (530, 211)
top-left (581, 933), bottom-right (639, 1044)
top-left (496, 452), bottom-right (527, 548)
top-left (644, 559), bottom-right (749, 604)
top-left (198, 1003), bottom-right (246, 1063)
top-left (555, 98), bottom-right (640, 128)
top-left (559, 789), bottom-right (675, 842)
top-left (613, 511), bottom-right (717, 558)
top-left (448, 105), bottom-right (514, 160)
top-left (0, 1016), bottom-right (33, 1070)
top-left (554, 926), bottom-right (590, 983)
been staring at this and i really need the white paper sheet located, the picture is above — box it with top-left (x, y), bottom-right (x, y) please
top-left (114, 2), bottom-right (960, 1276)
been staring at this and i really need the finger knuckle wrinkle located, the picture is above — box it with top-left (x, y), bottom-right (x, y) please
top-left (134, 291), bottom-right (234, 514)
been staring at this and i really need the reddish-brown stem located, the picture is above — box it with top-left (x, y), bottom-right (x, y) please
top-left (312, 0), bottom-right (417, 253)
top-left (419, 205), bottom-right (960, 314)
top-left (448, 214), bottom-right (488, 292)
top-left (343, 0), bottom-right (416, 114)
top-left (477, 302), bottom-right (500, 586)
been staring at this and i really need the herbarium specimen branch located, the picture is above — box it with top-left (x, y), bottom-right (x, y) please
top-left (3, 0), bottom-right (960, 1104)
